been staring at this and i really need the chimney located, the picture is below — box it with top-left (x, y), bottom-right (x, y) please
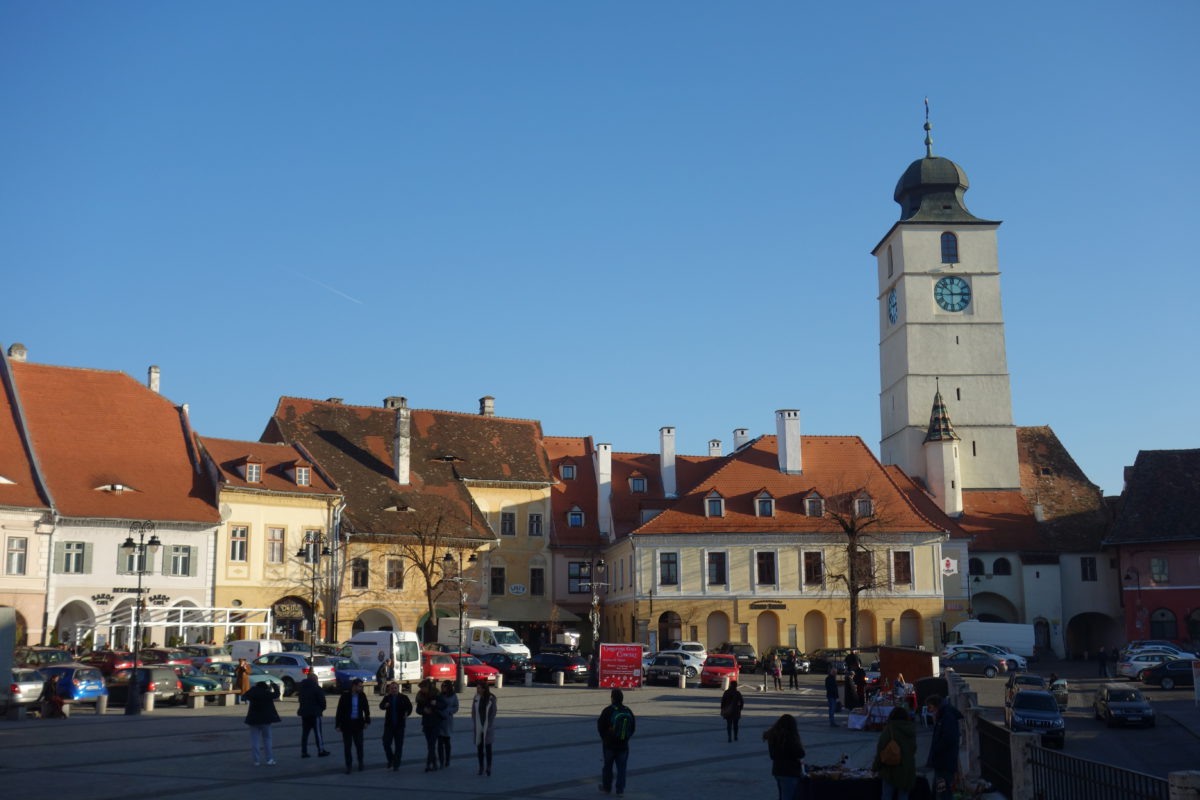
top-left (392, 397), bottom-right (411, 484)
top-left (775, 410), bottom-right (802, 474)
top-left (7, 343), bottom-right (27, 362)
top-left (383, 396), bottom-right (406, 409)
top-left (479, 395), bottom-right (495, 417)
top-left (733, 428), bottom-right (750, 450)
top-left (147, 365), bottom-right (161, 393)
top-left (326, 398), bottom-right (344, 404)
top-left (596, 443), bottom-right (613, 540)
top-left (659, 426), bottom-right (677, 497)
top-left (708, 439), bottom-right (722, 457)
top-left (1032, 503), bottom-right (1045, 522)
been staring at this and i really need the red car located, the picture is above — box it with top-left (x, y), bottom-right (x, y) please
top-left (79, 650), bottom-right (143, 676)
top-left (422, 651), bottom-right (457, 682)
top-left (138, 648), bottom-right (193, 667)
top-left (447, 653), bottom-right (500, 686)
top-left (700, 654), bottom-right (740, 687)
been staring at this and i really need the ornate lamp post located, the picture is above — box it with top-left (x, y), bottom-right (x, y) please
top-left (296, 533), bottom-right (332, 661)
top-left (584, 558), bottom-right (610, 654)
top-left (120, 521), bottom-right (161, 716)
top-left (442, 550), bottom-right (477, 692)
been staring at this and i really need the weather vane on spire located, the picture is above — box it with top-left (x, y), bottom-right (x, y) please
top-left (924, 97), bottom-right (934, 157)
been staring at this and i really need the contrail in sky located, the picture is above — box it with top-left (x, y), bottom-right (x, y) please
top-left (301, 274), bottom-right (364, 305)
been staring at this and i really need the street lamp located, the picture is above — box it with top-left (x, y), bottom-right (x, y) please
top-left (120, 520), bottom-right (161, 716)
top-left (1124, 567), bottom-right (1145, 633)
top-left (442, 550), bottom-right (477, 691)
top-left (583, 559), bottom-right (610, 654)
top-left (296, 534), bottom-right (332, 661)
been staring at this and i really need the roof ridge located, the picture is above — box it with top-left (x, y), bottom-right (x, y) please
top-left (276, 396), bottom-right (543, 425)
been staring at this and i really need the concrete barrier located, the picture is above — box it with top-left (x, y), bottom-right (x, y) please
top-left (677, 674), bottom-right (687, 690)
top-left (143, 692), bottom-right (156, 713)
top-left (95, 695), bottom-right (108, 715)
top-left (495, 674), bottom-right (503, 689)
top-left (721, 676), bottom-right (730, 691)
top-left (553, 671), bottom-right (564, 687)
top-left (524, 672), bottom-right (533, 687)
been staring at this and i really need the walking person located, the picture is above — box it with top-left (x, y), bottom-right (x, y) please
top-left (375, 658), bottom-right (395, 695)
top-left (844, 666), bottom-right (861, 711)
top-left (335, 678), bottom-right (371, 773)
top-left (853, 664), bottom-right (868, 703)
top-left (1096, 646), bottom-right (1108, 677)
top-left (873, 705), bottom-right (917, 800)
top-left (763, 713), bottom-right (805, 800)
top-left (416, 679), bottom-right (442, 772)
top-left (720, 679), bottom-right (744, 742)
top-left (437, 679), bottom-right (459, 768)
top-left (472, 682), bottom-right (497, 776)
top-left (598, 687), bottom-right (636, 797)
top-left (825, 666), bottom-right (840, 727)
top-left (234, 657), bottom-right (251, 704)
top-left (925, 695), bottom-right (962, 800)
top-left (379, 681), bottom-right (412, 770)
top-left (38, 673), bottom-right (64, 719)
top-left (786, 651), bottom-right (800, 690)
top-left (298, 671), bottom-right (331, 758)
top-left (243, 679), bottom-right (281, 766)
top-left (770, 653), bottom-right (783, 691)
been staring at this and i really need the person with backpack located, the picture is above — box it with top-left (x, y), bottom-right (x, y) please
top-left (873, 705), bottom-right (917, 800)
top-left (720, 679), bottom-right (744, 742)
top-left (597, 687), bottom-right (636, 797)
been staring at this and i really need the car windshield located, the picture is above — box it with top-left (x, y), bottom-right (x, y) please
top-left (704, 657), bottom-right (735, 667)
top-left (330, 658), bottom-right (354, 670)
top-left (1014, 693), bottom-right (1057, 712)
top-left (460, 656), bottom-right (483, 666)
top-left (430, 655), bottom-right (453, 665)
top-left (250, 667), bottom-right (273, 676)
top-left (1108, 690), bottom-right (1144, 702)
top-left (490, 630), bottom-right (522, 645)
top-left (729, 645), bottom-right (754, 654)
top-left (175, 666), bottom-right (200, 677)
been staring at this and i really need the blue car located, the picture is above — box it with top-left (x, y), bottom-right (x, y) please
top-left (329, 657), bottom-right (376, 691)
top-left (38, 663), bottom-right (109, 706)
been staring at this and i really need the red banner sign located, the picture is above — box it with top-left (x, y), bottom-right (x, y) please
top-left (599, 643), bottom-right (644, 689)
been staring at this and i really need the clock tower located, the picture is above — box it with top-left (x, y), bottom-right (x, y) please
top-left (873, 117), bottom-right (1019, 492)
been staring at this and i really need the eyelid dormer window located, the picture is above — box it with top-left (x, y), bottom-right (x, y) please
top-left (756, 492), bottom-right (774, 517)
top-left (245, 462), bottom-right (262, 483)
top-left (705, 491), bottom-right (724, 518)
top-left (295, 466), bottom-right (311, 486)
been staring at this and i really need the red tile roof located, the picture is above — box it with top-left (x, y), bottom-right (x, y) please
top-left (9, 362), bottom-right (219, 523)
top-left (0, 358), bottom-right (48, 510)
top-left (198, 436), bottom-right (340, 495)
top-left (958, 490), bottom-right (1044, 552)
top-left (610, 450), bottom-right (724, 538)
top-left (884, 465), bottom-right (966, 538)
top-left (545, 436), bottom-right (604, 548)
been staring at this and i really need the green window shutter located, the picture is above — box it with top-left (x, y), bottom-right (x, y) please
top-left (116, 549), bottom-right (127, 575)
top-left (189, 545), bottom-right (198, 577)
top-left (82, 543), bottom-right (94, 575)
top-left (160, 547), bottom-right (169, 576)
top-left (53, 541), bottom-right (65, 574)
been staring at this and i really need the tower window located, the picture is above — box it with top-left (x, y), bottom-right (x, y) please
top-left (940, 232), bottom-right (959, 263)
top-left (956, 388), bottom-right (961, 401)
top-left (972, 441), bottom-right (977, 457)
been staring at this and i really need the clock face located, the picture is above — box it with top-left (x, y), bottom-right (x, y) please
top-left (934, 276), bottom-right (971, 312)
top-left (888, 289), bottom-right (898, 324)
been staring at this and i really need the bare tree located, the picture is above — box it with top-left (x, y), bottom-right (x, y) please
top-left (823, 488), bottom-right (891, 651)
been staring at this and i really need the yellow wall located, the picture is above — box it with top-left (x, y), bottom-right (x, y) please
top-left (465, 485), bottom-right (554, 622)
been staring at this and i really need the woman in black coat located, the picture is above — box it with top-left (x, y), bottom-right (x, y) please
top-left (763, 713), bottom-right (806, 800)
top-left (720, 680), bottom-right (745, 742)
top-left (243, 680), bottom-right (282, 766)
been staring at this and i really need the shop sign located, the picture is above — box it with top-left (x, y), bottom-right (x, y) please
top-left (508, 584), bottom-right (527, 596)
top-left (274, 602), bottom-right (305, 619)
top-left (748, 601), bottom-right (786, 610)
top-left (942, 557), bottom-right (958, 576)
top-left (599, 643), bottom-right (644, 688)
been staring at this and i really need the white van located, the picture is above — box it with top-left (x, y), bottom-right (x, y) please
top-left (437, 617), bottom-right (530, 659)
top-left (229, 638), bottom-right (284, 663)
top-left (346, 631), bottom-right (421, 687)
top-left (949, 621), bottom-right (1036, 659)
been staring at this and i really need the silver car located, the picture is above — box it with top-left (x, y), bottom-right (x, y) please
top-left (941, 648), bottom-right (1008, 678)
top-left (252, 652), bottom-right (336, 695)
top-left (1, 667), bottom-right (44, 714)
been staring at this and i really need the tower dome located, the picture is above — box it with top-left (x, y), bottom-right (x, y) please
top-left (892, 105), bottom-right (989, 223)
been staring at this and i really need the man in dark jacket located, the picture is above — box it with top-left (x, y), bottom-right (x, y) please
top-left (597, 688), bottom-right (636, 797)
top-left (824, 666), bottom-right (840, 727)
top-left (375, 658), bottom-right (395, 695)
top-left (297, 671), bottom-right (330, 758)
top-left (379, 681), bottom-right (413, 770)
top-left (335, 678), bottom-right (371, 774)
top-left (925, 695), bottom-right (962, 800)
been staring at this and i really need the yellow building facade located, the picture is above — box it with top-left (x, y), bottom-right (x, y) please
top-left (467, 483), bottom-right (555, 626)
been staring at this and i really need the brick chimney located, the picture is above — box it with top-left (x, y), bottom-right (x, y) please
top-left (733, 428), bottom-right (750, 450)
top-left (479, 396), bottom-right (495, 417)
top-left (7, 343), bottom-right (27, 362)
top-left (659, 426), bottom-right (677, 498)
top-left (708, 439), bottom-right (722, 457)
top-left (147, 365), bottom-right (161, 393)
top-left (596, 443), bottom-right (613, 540)
top-left (775, 410), bottom-right (802, 474)
top-left (391, 397), bottom-right (411, 484)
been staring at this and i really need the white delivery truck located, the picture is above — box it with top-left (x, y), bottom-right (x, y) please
top-left (949, 621), bottom-right (1036, 659)
top-left (229, 638), bottom-right (284, 662)
top-left (346, 631), bottom-right (422, 688)
top-left (437, 618), bottom-right (530, 659)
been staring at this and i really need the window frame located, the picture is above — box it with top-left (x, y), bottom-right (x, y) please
top-left (386, 557), bottom-right (404, 590)
top-left (659, 551), bottom-right (680, 587)
top-left (940, 231), bottom-right (959, 263)
top-left (567, 507), bottom-right (585, 528)
top-left (295, 466), bottom-right (311, 486)
top-left (500, 511), bottom-right (517, 537)
top-left (803, 550), bottom-right (825, 588)
top-left (490, 566), bottom-right (506, 596)
top-left (168, 544), bottom-right (192, 577)
top-left (302, 529), bottom-right (323, 564)
top-left (805, 496), bottom-right (824, 517)
top-left (630, 476), bottom-right (647, 493)
top-left (567, 561), bottom-right (591, 594)
top-left (705, 492), bottom-right (724, 518)
top-left (351, 557), bottom-right (369, 589)
top-left (891, 549), bottom-right (913, 586)
top-left (560, 464), bottom-right (576, 480)
top-left (530, 566), bottom-right (545, 596)
top-left (706, 550), bottom-right (728, 588)
top-left (993, 557), bottom-right (1013, 576)
top-left (245, 462), bottom-right (262, 483)
top-left (527, 513), bottom-right (543, 537)
top-left (756, 494), bottom-right (774, 517)
top-left (63, 541), bottom-right (86, 574)
top-left (1080, 556), bottom-right (1097, 582)
top-left (266, 527), bottom-right (285, 565)
top-left (1149, 557), bottom-right (1169, 584)
top-left (229, 525), bottom-right (248, 563)
top-left (754, 550), bottom-right (778, 588)
top-left (969, 557), bottom-right (984, 576)
top-left (5, 536), bottom-right (28, 575)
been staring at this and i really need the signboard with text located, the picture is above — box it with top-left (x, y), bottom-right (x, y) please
top-left (598, 643), bottom-right (644, 689)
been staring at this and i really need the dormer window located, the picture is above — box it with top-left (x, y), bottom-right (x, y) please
top-left (95, 483), bottom-right (138, 494)
top-left (756, 491), bottom-right (774, 518)
top-left (855, 497), bottom-right (874, 516)
top-left (630, 475), bottom-right (647, 493)
top-left (295, 466), bottom-right (311, 486)
top-left (567, 506), bottom-right (585, 527)
top-left (245, 462), bottom-right (262, 483)
top-left (940, 232), bottom-right (959, 264)
top-left (561, 464), bottom-right (576, 480)
top-left (0, 474), bottom-right (14, 485)
top-left (705, 490), bottom-right (724, 518)
top-left (805, 494), bottom-right (824, 517)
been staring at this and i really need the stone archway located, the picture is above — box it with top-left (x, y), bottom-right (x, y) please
top-left (972, 591), bottom-right (1019, 623)
top-left (355, 608), bottom-right (397, 633)
top-left (899, 610), bottom-right (922, 647)
top-left (706, 611), bottom-right (730, 648)
top-left (1065, 612), bottom-right (1120, 659)
top-left (756, 611), bottom-right (780, 653)
top-left (804, 610), bottom-right (827, 653)
top-left (658, 611), bottom-right (682, 648)
top-left (857, 610), bottom-right (877, 647)
top-left (53, 599), bottom-right (94, 649)
top-left (272, 595), bottom-right (313, 641)
top-left (1, 606), bottom-right (29, 646)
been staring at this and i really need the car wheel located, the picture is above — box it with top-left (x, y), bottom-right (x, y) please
top-left (984, 667), bottom-right (997, 678)
top-left (685, 666), bottom-right (697, 679)
top-left (282, 676), bottom-right (295, 696)
top-left (1139, 670), bottom-right (1151, 682)
top-left (1161, 677), bottom-right (1175, 690)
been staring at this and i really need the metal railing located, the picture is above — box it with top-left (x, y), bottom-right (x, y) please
top-left (1028, 742), bottom-right (1168, 800)
top-left (978, 718), bottom-right (1013, 797)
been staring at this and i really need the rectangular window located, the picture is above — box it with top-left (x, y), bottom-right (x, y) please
top-left (123, 548), bottom-right (148, 574)
top-left (302, 530), bottom-right (322, 564)
top-left (528, 513), bottom-right (543, 536)
top-left (561, 464), bottom-right (576, 480)
top-left (852, 549), bottom-right (874, 583)
top-left (245, 462), bottom-right (261, 482)
top-left (63, 542), bottom-right (86, 574)
top-left (806, 498), bottom-right (823, 516)
top-left (659, 552), bottom-right (679, 586)
top-left (1080, 556), bottom-right (1097, 582)
top-left (631, 477), bottom-right (646, 493)
top-left (266, 527), bottom-right (285, 564)
top-left (568, 562), bottom-right (591, 593)
top-left (856, 499), bottom-right (873, 516)
top-left (707, 552), bottom-right (727, 586)
top-left (491, 567), bottom-right (506, 596)
top-left (530, 567), bottom-right (545, 596)
top-left (804, 552), bottom-right (824, 585)
top-left (230, 526), bottom-right (248, 563)
top-left (295, 466), bottom-right (310, 486)
top-left (568, 510), bottom-right (584, 527)
top-left (756, 552), bottom-right (776, 586)
top-left (1149, 557), bottom-right (1169, 584)
top-left (169, 545), bottom-right (191, 577)
top-left (387, 558), bottom-right (404, 590)
top-left (707, 498), bottom-right (723, 517)
top-left (758, 499), bottom-right (774, 517)
top-left (5, 536), bottom-right (28, 575)
top-left (892, 551), bottom-right (912, 585)
top-left (351, 558), bottom-right (369, 589)
top-left (500, 512), bottom-right (516, 536)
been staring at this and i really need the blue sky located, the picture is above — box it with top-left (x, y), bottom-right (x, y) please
top-left (3, 1), bottom-right (1197, 495)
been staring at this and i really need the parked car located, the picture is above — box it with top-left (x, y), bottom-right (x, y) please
top-left (941, 648), bottom-right (1007, 679)
top-left (138, 648), bottom-right (193, 667)
top-left (1117, 651), bottom-right (1183, 681)
top-left (1006, 689), bottom-right (1065, 748)
top-left (2, 667), bottom-right (45, 714)
top-left (666, 641), bottom-right (708, 660)
top-left (170, 664), bottom-right (223, 696)
top-left (79, 650), bottom-right (143, 676)
top-left (329, 657), bottom-right (378, 691)
top-left (1140, 659), bottom-right (1198, 690)
top-left (645, 654), bottom-right (686, 685)
top-left (537, 643), bottom-right (579, 655)
top-left (202, 661), bottom-right (283, 696)
top-left (107, 666), bottom-right (183, 705)
top-left (422, 651), bottom-right (458, 682)
top-left (529, 652), bottom-right (590, 683)
top-left (1120, 640), bottom-right (1183, 658)
top-left (447, 653), bottom-right (500, 686)
top-left (13, 646), bottom-right (74, 668)
top-left (1005, 672), bottom-right (1048, 703)
top-left (1092, 684), bottom-right (1155, 728)
top-left (762, 647), bottom-right (810, 675)
top-left (252, 652), bottom-right (337, 695)
top-left (699, 655), bottom-right (740, 687)
top-left (656, 649), bottom-right (705, 679)
top-left (713, 642), bottom-right (760, 673)
top-left (182, 644), bottom-right (232, 669)
top-left (808, 648), bottom-right (852, 675)
top-left (36, 663), bottom-right (109, 707)
top-left (941, 643), bottom-right (1027, 671)
top-left (1125, 644), bottom-right (1198, 661)
top-left (479, 653), bottom-right (534, 682)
